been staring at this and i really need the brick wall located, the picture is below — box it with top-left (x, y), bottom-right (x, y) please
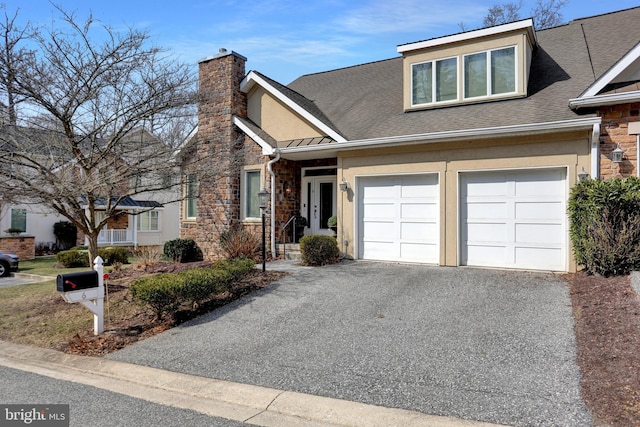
top-left (0, 236), bottom-right (35, 260)
top-left (599, 103), bottom-right (640, 179)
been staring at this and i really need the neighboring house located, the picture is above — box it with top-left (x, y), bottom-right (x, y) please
top-left (0, 127), bottom-right (180, 251)
top-left (180, 7), bottom-right (640, 272)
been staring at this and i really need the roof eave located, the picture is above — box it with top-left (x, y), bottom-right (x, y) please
top-left (278, 117), bottom-right (601, 160)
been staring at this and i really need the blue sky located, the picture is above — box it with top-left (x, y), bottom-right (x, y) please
top-left (3, 1), bottom-right (639, 84)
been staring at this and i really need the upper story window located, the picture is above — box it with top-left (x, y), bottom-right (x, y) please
top-left (10, 209), bottom-right (26, 232)
top-left (400, 19), bottom-right (535, 111)
top-left (464, 46), bottom-right (516, 99)
top-left (412, 57), bottom-right (458, 105)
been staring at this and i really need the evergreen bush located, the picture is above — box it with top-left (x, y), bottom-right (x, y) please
top-left (568, 176), bottom-right (640, 276)
top-left (299, 235), bottom-right (340, 266)
top-left (163, 238), bottom-right (202, 263)
top-left (56, 250), bottom-right (90, 268)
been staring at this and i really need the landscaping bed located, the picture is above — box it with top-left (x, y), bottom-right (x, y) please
top-left (566, 272), bottom-right (640, 426)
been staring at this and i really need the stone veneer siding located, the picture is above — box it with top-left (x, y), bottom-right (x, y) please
top-left (0, 236), bottom-right (35, 260)
top-left (599, 103), bottom-right (640, 179)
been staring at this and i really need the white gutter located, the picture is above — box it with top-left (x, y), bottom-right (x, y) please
top-left (279, 117), bottom-right (602, 156)
top-left (266, 149), bottom-right (281, 259)
top-left (569, 91), bottom-right (640, 110)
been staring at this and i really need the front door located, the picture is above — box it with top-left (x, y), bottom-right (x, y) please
top-left (301, 173), bottom-right (336, 236)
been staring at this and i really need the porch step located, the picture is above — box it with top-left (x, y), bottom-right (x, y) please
top-left (276, 243), bottom-right (301, 261)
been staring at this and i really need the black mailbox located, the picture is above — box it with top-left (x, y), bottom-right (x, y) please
top-left (57, 271), bottom-right (99, 292)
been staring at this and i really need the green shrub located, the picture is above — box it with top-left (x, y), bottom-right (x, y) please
top-left (130, 274), bottom-right (181, 319)
top-left (163, 238), bottom-right (202, 263)
top-left (98, 247), bottom-right (129, 266)
top-left (568, 176), bottom-right (640, 275)
top-left (219, 229), bottom-right (260, 260)
top-left (53, 221), bottom-right (77, 250)
top-left (299, 235), bottom-right (339, 266)
top-left (56, 250), bottom-right (90, 268)
top-left (130, 258), bottom-right (255, 319)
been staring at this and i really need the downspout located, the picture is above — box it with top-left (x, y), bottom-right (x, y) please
top-left (267, 149), bottom-right (281, 259)
top-left (591, 123), bottom-right (600, 179)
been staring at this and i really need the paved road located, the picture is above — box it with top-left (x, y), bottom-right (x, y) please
top-left (0, 365), bottom-right (245, 427)
top-left (108, 260), bottom-right (591, 427)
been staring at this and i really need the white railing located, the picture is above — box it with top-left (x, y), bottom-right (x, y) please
top-left (97, 228), bottom-right (133, 245)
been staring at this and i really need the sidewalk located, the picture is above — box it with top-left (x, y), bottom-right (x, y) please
top-left (0, 340), bottom-right (505, 427)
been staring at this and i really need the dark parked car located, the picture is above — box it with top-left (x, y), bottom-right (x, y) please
top-left (0, 252), bottom-right (19, 277)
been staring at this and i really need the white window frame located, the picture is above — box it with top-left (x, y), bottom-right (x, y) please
top-left (411, 55), bottom-right (459, 107)
top-left (463, 45), bottom-right (517, 101)
top-left (137, 210), bottom-right (160, 232)
top-left (10, 208), bottom-right (27, 232)
top-left (242, 168), bottom-right (263, 221)
top-left (184, 173), bottom-right (198, 220)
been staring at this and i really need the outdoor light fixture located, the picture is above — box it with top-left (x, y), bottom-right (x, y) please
top-left (258, 188), bottom-right (269, 272)
top-left (339, 180), bottom-right (349, 192)
top-left (578, 168), bottom-right (589, 182)
top-left (611, 145), bottom-right (624, 163)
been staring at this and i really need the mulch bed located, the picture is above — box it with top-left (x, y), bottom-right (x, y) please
top-left (566, 272), bottom-right (640, 426)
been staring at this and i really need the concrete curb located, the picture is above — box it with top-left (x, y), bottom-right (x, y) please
top-left (0, 340), bottom-right (506, 427)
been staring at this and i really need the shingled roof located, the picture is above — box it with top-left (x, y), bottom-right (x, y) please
top-left (283, 7), bottom-right (640, 141)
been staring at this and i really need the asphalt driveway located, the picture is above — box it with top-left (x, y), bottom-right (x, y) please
top-left (108, 260), bottom-right (591, 426)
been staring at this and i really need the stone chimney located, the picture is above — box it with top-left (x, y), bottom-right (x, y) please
top-left (184, 49), bottom-right (248, 260)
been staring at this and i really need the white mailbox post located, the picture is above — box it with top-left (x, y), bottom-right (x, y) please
top-left (57, 256), bottom-right (105, 335)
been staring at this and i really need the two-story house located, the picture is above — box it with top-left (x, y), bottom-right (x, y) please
top-left (180, 6), bottom-right (640, 272)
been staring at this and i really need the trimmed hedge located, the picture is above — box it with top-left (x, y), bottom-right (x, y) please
top-left (56, 247), bottom-right (129, 268)
top-left (56, 250), bottom-right (90, 268)
top-left (163, 238), bottom-right (202, 263)
top-left (568, 176), bottom-right (640, 276)
top-left (299, 235), bottom-right (339, 266)
top-left (130, 258), bottom-right (255, 319)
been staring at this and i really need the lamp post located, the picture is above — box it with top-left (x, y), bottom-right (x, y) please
top-left (258, 188), bottom-right (270, 272)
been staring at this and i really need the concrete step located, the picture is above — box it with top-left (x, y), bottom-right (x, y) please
top-left (276, 243), bottom-right (301, 261)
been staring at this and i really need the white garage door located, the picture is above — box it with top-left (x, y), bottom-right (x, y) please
top-left (460, 168), bottom-right (567, 271)
top-left (358, 174), bottom-right (439, 264)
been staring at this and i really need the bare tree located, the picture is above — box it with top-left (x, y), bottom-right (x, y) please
top-left (531, 0), bottom-right (568, 29)
top-left (0, 5), bottom-right (34, 125)
top-left (483, 1), bottom-right (523, 27)
top-left (479, 0), bottom-right (568, 30)
top-left (0, 5), bottom-right (197, 262)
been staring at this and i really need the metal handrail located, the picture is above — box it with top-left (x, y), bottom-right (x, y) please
top-left (281, 215), bottom-right (297, 231)
top-left (281, 215), bottom-right (299, 259)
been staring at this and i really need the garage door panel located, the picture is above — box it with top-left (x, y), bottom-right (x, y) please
top-left (401, 222), bottom-right (437, 240)
top-left (401, 203), bottom-right (437, 218)
top-left (359, 174), bottom-right (439, 264)
top-left (467, 202), bottom-right (507, 219)
top-left (362, 221), bottom-right (394, 240)
top-left (400, 243), bottom-right (437, 261)
top-left (363, 203), bottom-right (395, 218)
top-left (466, 245), bottom-right (507, 263)
top-left (515, 247), bottom-right (563, 270)
top-left (467, 223), bottom-right (507, 242)
top-left (515, 223), bottom-right (563, 244)
top-left (515, 201), bottom-right (563, 219)
top-left (461, 168), bottom-right (566, 271)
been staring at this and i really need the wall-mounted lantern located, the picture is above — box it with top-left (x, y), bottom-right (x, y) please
top-left (339, 180), bottom-right (350, 192)
top-left (578, 168), bottom-right (589, 182)
top-left (611, 145), bottom-right (624, 163)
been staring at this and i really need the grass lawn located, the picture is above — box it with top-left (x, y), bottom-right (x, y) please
top-left (0, 255), bottom-right (148, 350)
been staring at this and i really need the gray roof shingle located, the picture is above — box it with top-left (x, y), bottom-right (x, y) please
top-left (284, 7), bottom-right (640, 141)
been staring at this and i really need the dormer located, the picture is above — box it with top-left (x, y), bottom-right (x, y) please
top-left (398, 19), bottom-right (536, 111)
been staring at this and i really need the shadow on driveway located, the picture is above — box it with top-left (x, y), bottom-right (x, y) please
top-left (108, 260), bottom-right (591, 427)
